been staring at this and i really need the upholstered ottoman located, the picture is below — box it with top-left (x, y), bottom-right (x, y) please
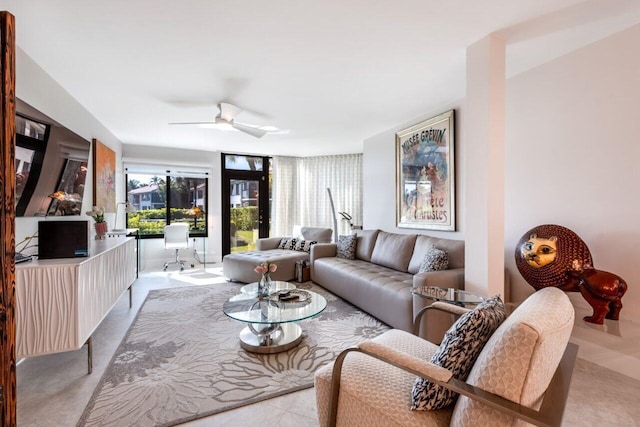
top-left (223, 226), bottom-right (332, 283)
top-left (223, 249), bottom-right (310, 283)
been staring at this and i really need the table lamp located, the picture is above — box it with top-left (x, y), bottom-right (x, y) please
top-left (111, 201), bottom-right (136, 232)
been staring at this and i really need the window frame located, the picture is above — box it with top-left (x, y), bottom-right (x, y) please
top-left (125, 169), bottom-right (209, 239)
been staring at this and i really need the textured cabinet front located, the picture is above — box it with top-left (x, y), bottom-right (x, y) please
top-left (16, 238), bottom-right (136, 358)
top-left (15, 265), bottom-right (78, 357)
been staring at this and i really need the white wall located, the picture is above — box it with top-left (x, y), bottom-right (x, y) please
top-left (363, 101), bottom-right (465, 242)
top-left (15, 47), bottom-right (123, 243)
top-left (121, 145), bottom-right (221, 270)
top-left (363, 24), bottom-right (640, 321)
top-left (505, 23), bottom-right (640, 320)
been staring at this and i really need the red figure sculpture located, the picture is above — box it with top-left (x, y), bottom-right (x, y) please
top-left (564, 261), bottom-right (628, 324)
top-left (516, 224), bottom-right (628, 325)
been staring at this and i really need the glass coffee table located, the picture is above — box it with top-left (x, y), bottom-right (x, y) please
top-left (223, 289), bottom-right (327, 354)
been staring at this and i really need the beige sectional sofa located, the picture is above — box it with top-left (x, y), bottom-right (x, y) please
top-left (311, 229), bottom-right (465, 342)
top-left (222, 226), bottom-right (333, 283)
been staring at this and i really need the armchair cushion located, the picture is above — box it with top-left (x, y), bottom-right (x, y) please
top-left (412, 295), bottom-right (506, 410)
top-left (315, 329), bottom-right (453, 427)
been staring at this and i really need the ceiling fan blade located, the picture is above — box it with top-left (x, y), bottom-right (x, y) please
top-left (218, 102), bottom-right (242, 122)
top-left (233, 122), bottom-right (267, 138)
top-left (168, 121), bottom-right (216, 125)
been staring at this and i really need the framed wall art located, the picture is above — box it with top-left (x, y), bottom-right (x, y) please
top-left (92, 138), bottom-right (116, 213)
top-left (396, 110), bottom-right (455, 231)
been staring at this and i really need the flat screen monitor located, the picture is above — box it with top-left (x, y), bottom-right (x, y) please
top-left (38, 220), bottom-right (89, 259)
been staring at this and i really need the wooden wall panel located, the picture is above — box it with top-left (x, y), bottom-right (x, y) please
top-left (0, 10), bottom-right (16, 427)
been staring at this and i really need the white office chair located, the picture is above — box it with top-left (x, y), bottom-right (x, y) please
top-left (162, 223), bottom-right (190, 271)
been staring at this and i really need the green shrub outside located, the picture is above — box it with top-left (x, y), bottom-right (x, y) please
top-left (126, 208), bottom-right (200, 235)
top-left (126, 207), bottom-right (253, 236)
top-left (231, 206), bottom-right (258, 231)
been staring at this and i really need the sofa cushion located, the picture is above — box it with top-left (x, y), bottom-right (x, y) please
top-left (370, 232), bottom-right (417, 273)
top-left (412, 295), bottom-right (506, 411)
top-left (301, 226), bottom-right (333, 243)
top-left (312, 257), bottom-right (415, 332)
top-left (419, 246), bottom-right (449, 273)
top-left (409, 235), bottom-right (465, 274)
top-left (278, 238), bottom-right (298, 250)
top-left (355, 229), bottom-right (380, 262)
top-left (294, 239), bottom-right (317, 253)
top-left (337, 234), bottom-right (357, 259)
top-left (451, 288), bottom-right (574, 426)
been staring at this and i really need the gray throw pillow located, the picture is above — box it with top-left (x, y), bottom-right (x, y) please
top-left (419, 246), bottom-right (449, 273)
top-left (411, 295), bottom-right (506, 411)
top-left (336, 234), bottom-right (357, 259)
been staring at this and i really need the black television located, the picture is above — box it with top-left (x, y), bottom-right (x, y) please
top-left (38, 220), bottom-right (89, 259)
top-left (16, 99), bottom-right (90, 217)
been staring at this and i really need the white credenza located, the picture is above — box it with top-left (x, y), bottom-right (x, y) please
top-left (15, 237), bottom-right (137, 364)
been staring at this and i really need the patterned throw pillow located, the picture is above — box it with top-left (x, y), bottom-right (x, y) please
top-left (278, 238), bottom-right (297, 250)
top-left (294, 239), bottom-right (317, 253)
top-left (336, 234), bottom-right (357, 259)
top-left (419, 246), bottom-right (449, 273)
top-left (411, 295), bottom-right (506, 411)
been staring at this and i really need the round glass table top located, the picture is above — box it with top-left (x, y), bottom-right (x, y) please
top-left (411, 286), bottom-right (485, 306)
top-left (223, 290), bottom-right (327, 324)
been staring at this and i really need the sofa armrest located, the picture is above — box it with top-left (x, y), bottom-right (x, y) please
top-left (412, 267), bottom-right (464, 289)
top-left (311, 243), bottom-right (337, 262)
top-left (257, 237), bottom-right (284, 251)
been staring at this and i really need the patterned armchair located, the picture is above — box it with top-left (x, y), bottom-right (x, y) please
top-left (314, 287), bottom-right (577, 427)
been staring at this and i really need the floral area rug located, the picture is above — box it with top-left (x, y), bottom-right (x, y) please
top-left (77, 281), bottom-right (389, 427)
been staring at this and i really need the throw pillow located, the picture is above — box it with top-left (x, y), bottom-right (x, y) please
top-left (419, 246), bottom-right (449, 273)
top-left (411, 295), bottom-right (506, 411)
top-left (336, 234), bottom-right (357, 259)
top-left (278, 238), bottom-right (297, 250)
top-left (294, 239), bottom-right (317, 253)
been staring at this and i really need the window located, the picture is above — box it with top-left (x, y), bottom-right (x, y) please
top-left (15, 114), bottom-right (50, 216)
top-left (125, 168), bottom-right (208, 238)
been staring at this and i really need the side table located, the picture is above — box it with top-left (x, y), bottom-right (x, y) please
top-left (411, 286), bottom-right (485, 336)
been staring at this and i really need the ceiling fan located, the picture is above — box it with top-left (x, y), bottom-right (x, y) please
top-left (169, 102), bottom-right (270, 138)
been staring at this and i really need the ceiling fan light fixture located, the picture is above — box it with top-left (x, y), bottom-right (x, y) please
top-left (213, 117), bottom-right (236, 131)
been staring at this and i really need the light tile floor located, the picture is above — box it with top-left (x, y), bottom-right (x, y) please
top-left (16, 266), bottom-right (640, 426)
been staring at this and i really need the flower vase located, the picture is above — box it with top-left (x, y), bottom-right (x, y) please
top-left (258, 274), bottom-right (272, 297)
top-left (94, 221), bottom-right (108, 239)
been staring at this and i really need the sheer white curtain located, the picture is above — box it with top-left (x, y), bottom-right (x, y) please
top-left (272, 154), bottom-right (363, 239)
top-left (271, 156), bottom-right (302, 237)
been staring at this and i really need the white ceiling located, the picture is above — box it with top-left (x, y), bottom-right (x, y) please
top-left (3, 0), bottom-right (640, 157)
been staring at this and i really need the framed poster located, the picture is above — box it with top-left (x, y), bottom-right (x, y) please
top-left (396, 110), bottom-right (455, 231)
top-left (92, 139), bottom-right (116, 213)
